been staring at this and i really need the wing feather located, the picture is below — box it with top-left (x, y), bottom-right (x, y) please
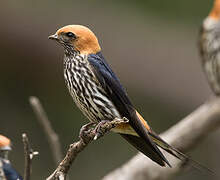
top-left (88, 52), bottom-right (170, 166)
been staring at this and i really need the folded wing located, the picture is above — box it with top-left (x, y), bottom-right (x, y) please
top-left (88, 53), bottom-right (170, 167)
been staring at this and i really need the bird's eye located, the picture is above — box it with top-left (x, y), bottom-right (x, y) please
top-left (66, 32), bottom-right (76, 38)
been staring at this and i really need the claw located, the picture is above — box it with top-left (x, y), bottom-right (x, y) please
top-left (122, 117), bottom-right (129, 123)
top-left (93, 120), bottom-right (109, 140)
top-left (94, 134), bottom-right (99, 140)
top-left (93, 118), bottom-right (129, 140)
top-left (79, 122), bottom-right (95, 142)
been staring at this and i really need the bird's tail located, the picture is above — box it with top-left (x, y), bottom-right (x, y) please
top-left (148, 131), bottom-right (215, 176)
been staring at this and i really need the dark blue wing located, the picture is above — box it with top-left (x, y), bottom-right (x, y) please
top-left (2, 161), bottom-right (23, 180)
top-left (88, 52), bottom-right (133, 119)
top-left (87, 52), bottom-right (170, 167)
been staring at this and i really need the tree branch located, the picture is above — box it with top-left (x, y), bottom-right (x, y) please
top-left (47, 118), bottom-right (128, 180)
top-left (22, 133), bottom-right (38, 180)
top-left (102, 97), bottom-right (220, 180)
top-left (29, 96), bottom-right (62, 166)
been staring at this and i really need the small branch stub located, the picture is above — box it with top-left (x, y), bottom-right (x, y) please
top-left (22, 133), bottom-right (38, 180)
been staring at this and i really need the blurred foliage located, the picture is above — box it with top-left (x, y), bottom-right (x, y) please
top-left (113, 0), bottom-right (212, 23)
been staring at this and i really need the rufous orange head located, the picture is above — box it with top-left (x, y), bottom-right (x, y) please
top-left (209, 0), bottom-right (220, 20)
top-left (0, 135), bottom-right (11, 151)
top-left (49, 25), bottom-right (101, 55)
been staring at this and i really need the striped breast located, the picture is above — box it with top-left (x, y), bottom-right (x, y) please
top-left (0, 160), bottom-right (6, 180)
top-left (63, 53), bottom-right (121, 122)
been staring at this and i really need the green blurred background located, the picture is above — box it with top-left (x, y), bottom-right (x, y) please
top-left (0, 0), bottom-right (218, 179)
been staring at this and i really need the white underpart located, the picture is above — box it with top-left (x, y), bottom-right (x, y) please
top-left (201, 16), bottom-right (220, 94)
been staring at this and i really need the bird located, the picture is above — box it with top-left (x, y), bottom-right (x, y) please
top-left (0, 135), bottom-right (23, 180)
top-left (48, 24), bottom-right (211, 168)
top-left (199, 0), bottom-right (220, 95)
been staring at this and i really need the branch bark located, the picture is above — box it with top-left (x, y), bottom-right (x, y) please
top-left (29, 96), bottom-right (62, 166)
top-left (47, 118), bottom-right (128, 180)
top-left (22, 133), bottom-right (38, 180)
top-left (102, 97), bottom-right (220, 180)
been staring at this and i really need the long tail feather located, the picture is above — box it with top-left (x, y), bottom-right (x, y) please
top-left (148, 131), bottom-right (215, 176)
top-left (120, 133), bottom-right (170, 167)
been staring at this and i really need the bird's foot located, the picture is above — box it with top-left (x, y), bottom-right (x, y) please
top-left (93, 118), bottom-right (129, 140)
top-left (93, 120), bottom-right (110, 140)
top-left (79, 122), bottom-right (96, 143)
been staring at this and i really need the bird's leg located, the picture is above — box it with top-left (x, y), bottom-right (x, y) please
top-left (79, 122), bottom-right (96, 143)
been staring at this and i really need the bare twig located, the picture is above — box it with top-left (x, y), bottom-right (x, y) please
top-left (22, 133), bottom-right (38, 180)
top-left (29, 96), bottom-right (62, 166)
top-left (22, 133), bottom-right (31, 180)
top-left (102, 97), bottom-right (220, 180)
top-left (47, 118), bottom-right (128, 180)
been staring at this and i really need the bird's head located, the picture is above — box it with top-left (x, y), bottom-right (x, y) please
top-left (0, 135), bottom-right (11, 160)
top-left (49, 25), bottom-right (101, 55)
top-left (208, 0), bottom-right (220, 20)
top-left (203, 0), bottom-right (220, 30)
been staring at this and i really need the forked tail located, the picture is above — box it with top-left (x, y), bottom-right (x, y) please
top-left (148, 131), bottom-right (216, 176)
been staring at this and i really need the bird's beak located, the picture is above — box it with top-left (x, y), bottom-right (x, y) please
top-left (48, 34), bottom-right (59, 41)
